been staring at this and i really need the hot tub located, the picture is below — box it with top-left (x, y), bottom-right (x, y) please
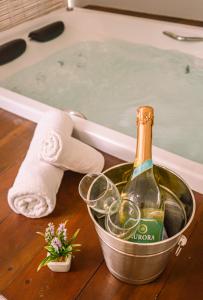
top-left (0, 7), bottom-right (203, 192)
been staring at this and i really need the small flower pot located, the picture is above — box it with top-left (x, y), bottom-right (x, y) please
top-left (47, 255), bottom-right (71, 272)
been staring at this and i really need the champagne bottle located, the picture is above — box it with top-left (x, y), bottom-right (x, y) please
top-left (122, 106), bottom-right (164, 243)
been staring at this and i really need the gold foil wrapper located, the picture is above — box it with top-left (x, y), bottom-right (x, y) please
top-left (136, 106), bottom-right (154, 126)
top-left (135, 106), bottom-right (154, 165)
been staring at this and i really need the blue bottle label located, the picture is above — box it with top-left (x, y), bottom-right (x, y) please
top-left (131, 159), bottom-right (153, 179)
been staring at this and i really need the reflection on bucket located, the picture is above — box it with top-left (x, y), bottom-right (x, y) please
top-left (161, 185), bottom-right (187, 237)
top-left (88, 163), bottom-right (195, 285)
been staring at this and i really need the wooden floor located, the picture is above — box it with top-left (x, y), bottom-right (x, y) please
top-left (0, 109), bottom-right (203, 300)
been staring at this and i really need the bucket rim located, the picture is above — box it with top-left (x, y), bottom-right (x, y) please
top-left (88, 162), bottom-right (196, 247)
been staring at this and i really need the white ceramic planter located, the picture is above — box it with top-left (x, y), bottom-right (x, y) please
top-left (47, 255), bottom-right (71, 272)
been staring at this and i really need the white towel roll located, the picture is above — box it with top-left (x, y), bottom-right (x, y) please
top-left (40, 131), bottom-right (104, 173)
top-left (8, 161), bottom-right (63, 218)
top-left (8, 109), bottom-right (73, 218)
top-left (40, 130), bottom-right (63, 164)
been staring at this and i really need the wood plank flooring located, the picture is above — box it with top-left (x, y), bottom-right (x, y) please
top-left (0, 109), bottom-right (202, 300)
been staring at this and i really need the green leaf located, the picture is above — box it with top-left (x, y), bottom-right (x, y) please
top-left (67, 245), bottom-right (73, 251)
top-left (44, 246), bottom-right (54, 252)
top-left (71, 244), bottom-right (81, 247)
top-left (69, 229), bottom-right (80, 243)
top-left (37, 256), bottom-right (54, 272)
top-left (36, 232), bottom-right (45, 237)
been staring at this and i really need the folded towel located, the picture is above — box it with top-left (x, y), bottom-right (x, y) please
top-left (8, 109), bottom-right (105, 218)
top-left (8, 109), bottom-right (73, 218)
top-left (8, 162), bottom-right (63, 218)
top-left (40, 131), bottom-right (104, 173)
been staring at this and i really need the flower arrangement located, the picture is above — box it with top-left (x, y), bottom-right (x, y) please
top-left (37, 220), bottom-right (81, 271)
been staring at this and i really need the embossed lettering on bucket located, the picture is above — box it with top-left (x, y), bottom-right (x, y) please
top-left (88, 163), bottom-right (195, 285)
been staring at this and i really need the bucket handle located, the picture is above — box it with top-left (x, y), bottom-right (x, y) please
top-left (175, 235), bottom-right (187, 256)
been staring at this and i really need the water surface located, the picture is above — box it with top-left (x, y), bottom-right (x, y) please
top-left (1, 40), bottom-right (203, 163)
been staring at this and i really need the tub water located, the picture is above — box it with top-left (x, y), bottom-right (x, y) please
top-left (0, 7), bottom-right (203, 192)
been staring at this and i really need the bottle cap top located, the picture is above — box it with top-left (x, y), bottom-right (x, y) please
top-left (136, 106), bottom-right (154, 125)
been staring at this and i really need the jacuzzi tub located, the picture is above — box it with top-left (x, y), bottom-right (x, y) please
top-left (0, 7), bottom-right (203, 193)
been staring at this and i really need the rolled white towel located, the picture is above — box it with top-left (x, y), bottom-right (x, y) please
top-left (36, 109), bottom-right (73, 137)
top-left (8, 109), bottom-right (73, 218)
top-left (40, 131), bottom-right (104, 173)
top-left (8, 161), bottom-right (63, 218)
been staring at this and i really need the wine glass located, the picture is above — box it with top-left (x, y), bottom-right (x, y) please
top-left (78, 173), bottom-right (121, 214)
top-left (105, 199), bottom-right (140, 240)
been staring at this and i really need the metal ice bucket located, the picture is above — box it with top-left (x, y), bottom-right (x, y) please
top-left (88, 163), bottom-right (195, 284)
